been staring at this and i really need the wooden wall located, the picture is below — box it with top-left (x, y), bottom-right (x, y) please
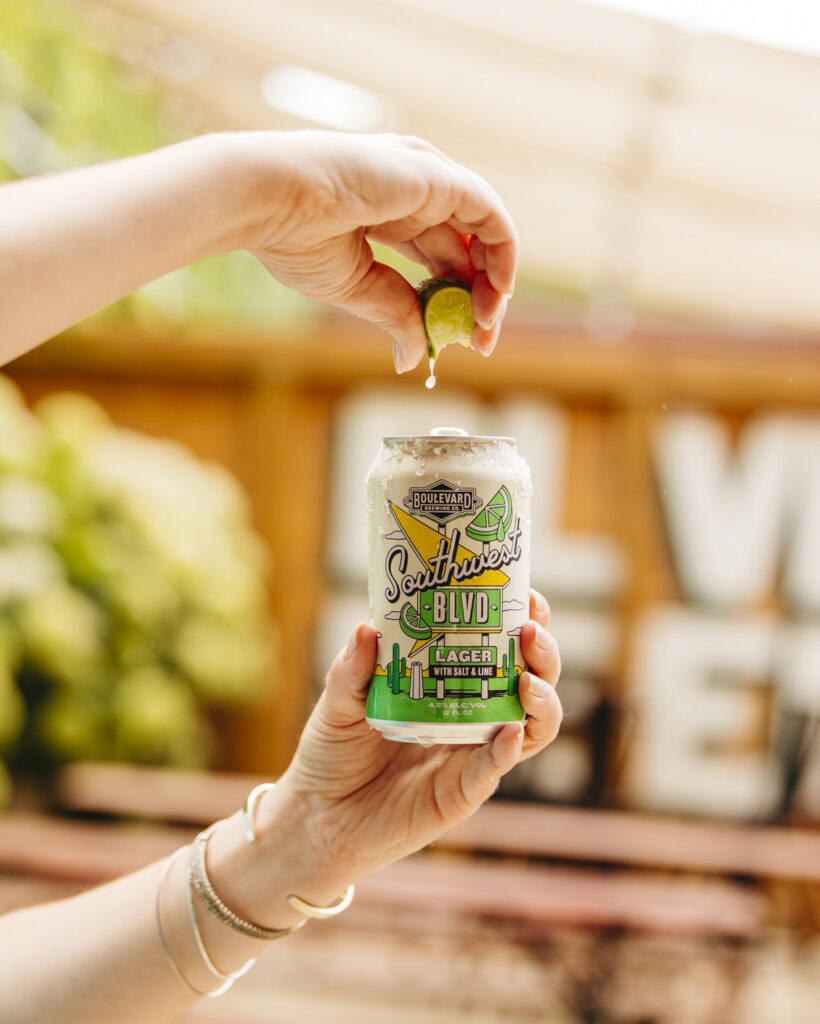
top-left (7, 319), bottom-right (820, 817)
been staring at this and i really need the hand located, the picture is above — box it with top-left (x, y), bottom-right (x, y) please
top-left (239, 131), bottom-right (518, 372)
top-left (280, 589), bottom-right (561, 884)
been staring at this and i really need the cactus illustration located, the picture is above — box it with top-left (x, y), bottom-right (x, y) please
top-left (502, 638), bottom-right (520, 696)
top-left (386, 643), bottom-right (406, 695)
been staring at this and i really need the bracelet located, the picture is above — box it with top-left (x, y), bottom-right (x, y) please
top-left (155, 849), bottom-right (217, 998)
top-left (184, 860), bottom-right (257, 996)
top-left (288, 885), bottom-right (356, 919)
top-left (241, 782), bottom-right (356, 920)
top-left (189, 823), bottom-right (306, 941)
top-left (242, 782), bottom-right (275, 843)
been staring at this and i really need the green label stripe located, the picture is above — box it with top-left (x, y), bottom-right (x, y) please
top-left (418, 586), bottom-right (502, 632)
top-left (366, 682), bottom-right (524, 725)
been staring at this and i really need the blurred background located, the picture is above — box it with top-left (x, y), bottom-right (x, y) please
top-left (2, 0), bottom-right (820, 1021)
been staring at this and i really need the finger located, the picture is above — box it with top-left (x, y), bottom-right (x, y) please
top-left (471, 270), bottom-right (507, 328)
top-left (447, 209), bottom-right (517, 298)
top-left (470, 235), bottom-right (487, 273)
top-left (520, 621), bottom-right (561, 688)
top-left (519, 672), bottom-right (563, 758)
top-left (472, 295), bottom-right (506, 356)
top-left (456, 722), bottom-right (525, 812)
top-left (338, 257), bottom-right (428, 373)
top-left (529, 589), bottom-right (551, 627)
top-left (386, 239), bottom-right (440, 276)
top-left (412, 224), bottom-right (474, 284)
top-left (374, 146), bottom-right (518, 297)
top-left (320, 623), bottom-right (379, 727)
top-left (383, 233), bottom-right (472, 284)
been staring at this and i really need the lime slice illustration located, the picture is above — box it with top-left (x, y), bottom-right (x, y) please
top-left (466, 485), bottom-right (513, 543)
top-left (418, 276), bottom-right (474, 360)
top-left (399, 601), bottom-right (433, 641)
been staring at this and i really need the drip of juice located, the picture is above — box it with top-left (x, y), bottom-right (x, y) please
top-left (425, 356), bottom-right (437, 389)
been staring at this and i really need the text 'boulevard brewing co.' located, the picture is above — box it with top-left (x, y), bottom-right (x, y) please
top-left (365, 427), bottom-right (532, 745)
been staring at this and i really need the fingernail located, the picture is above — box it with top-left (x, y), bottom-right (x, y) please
top-left (346, 627), bottom-right (359, 659)
top-left (529, 675), bottom-right (548, 699)
top-left (393, 340), bottom-right (407, 374)
top-left (485, 296), bottom-right (508, 330)
top-left (534, 623), bottom-right (551, 652)
top-left (534, 591), bottom-right (548, 614)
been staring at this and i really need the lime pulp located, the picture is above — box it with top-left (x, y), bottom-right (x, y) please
top-left (418, 277), bottom-right (474, 361)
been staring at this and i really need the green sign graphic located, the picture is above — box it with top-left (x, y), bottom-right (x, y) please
top-left (418, 586), bottom-right (502, 633)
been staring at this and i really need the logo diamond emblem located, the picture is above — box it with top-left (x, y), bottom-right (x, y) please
top-left (403, 479), bottom-right (481, 526)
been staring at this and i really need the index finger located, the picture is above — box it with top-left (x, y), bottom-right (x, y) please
top-left (367, 147), bottom-right (518, 299)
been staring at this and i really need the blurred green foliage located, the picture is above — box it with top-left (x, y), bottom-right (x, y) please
top-left (0, 377), bottom-right (273, 797)
top-left (0, 0), bottom-right (317, 331)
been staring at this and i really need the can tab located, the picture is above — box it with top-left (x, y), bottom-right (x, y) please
top-left (429, 426), bottom-right (469, 437)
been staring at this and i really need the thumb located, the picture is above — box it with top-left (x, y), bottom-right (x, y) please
top-left (320, 623), bottom-right (379, 727)
top-left (337, 259), bottom-right (428, 374)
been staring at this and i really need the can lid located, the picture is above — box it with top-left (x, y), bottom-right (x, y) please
top-left (383, 426), bottom-right (516, 444)
top-left (430, 426), bottom-right (469, 437)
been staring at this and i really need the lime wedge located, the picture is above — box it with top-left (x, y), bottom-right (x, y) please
top-left (465, 485), bottom-right (513, 543)
top-left (399, 601), bottom-right (432, 641)
top-left (418, 277), bottom-right (474, 360)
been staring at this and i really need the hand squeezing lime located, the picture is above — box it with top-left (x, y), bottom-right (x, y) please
top-left (417, 276), bottom-right (474, 388)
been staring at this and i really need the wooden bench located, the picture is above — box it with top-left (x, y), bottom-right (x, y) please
top-left (0, 764), bottom-right (785, 1023)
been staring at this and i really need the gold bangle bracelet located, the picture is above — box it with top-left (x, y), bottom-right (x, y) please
top-left (287, 885), bottom-right (356, 919)
top-left (240, 782), bottom-right (356, 921)
top-left (241, 782), bottom-right (275, 843)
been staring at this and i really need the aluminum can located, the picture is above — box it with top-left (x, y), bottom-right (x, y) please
top-left (365, 427), bottom-right (532, 745)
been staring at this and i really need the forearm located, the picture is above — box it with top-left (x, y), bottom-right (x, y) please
top-left (0, 134), bottom-right (260, 363)
top-left (0, 861), bottom-right (192, 1024)
top-left (0, 784), bottom-right (350, 1024)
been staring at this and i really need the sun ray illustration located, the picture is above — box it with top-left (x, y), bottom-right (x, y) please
top-left (388, 503), bottom-right (510, 589)
top-left (388, 502), bottom-right (510, 653)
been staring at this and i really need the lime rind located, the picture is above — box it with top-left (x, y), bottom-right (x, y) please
top-left (399, 600), bottom-right (432, 641)
top-left (417, 276), bottom-right (474, 360)
top-left (465, 485), bottom-right (513, 543)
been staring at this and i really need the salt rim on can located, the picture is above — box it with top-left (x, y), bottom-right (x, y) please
top-left (365, 427), bottom-right (531, 746)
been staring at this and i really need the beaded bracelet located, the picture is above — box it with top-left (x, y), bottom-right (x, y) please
top-left (188, 822), bottom-right (307, 941)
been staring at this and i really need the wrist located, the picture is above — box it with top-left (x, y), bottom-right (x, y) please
top-left (204, 780), bottom-right (353, 933)
top-left (181, 132), bottom-right (272, 257)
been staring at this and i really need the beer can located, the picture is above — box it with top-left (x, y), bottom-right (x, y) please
top-left (365, 427), bottom-right (532, 745)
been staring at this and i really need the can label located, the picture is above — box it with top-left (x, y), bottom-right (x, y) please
top-left (366, 451), bottom-right (529, 734)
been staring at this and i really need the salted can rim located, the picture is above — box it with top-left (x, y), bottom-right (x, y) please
top-left (381, 434), bottom-right (517, 445)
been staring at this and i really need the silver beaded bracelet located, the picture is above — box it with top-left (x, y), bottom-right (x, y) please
top-left (188, 822), bottom-right (307, 941)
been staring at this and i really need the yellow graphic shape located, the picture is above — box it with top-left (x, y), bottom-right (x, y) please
top-left (389, 502), bottom-right (510, 655)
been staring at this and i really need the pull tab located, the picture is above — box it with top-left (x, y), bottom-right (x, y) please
top-left (429, 426), bottom-right (469, 437)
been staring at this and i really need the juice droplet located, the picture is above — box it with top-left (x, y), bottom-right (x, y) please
top-left (425, 356), bottom-right (437, 389)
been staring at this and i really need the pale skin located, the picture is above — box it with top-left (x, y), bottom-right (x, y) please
top-left (0, 131), bottom-right (562, 1023)
top-left (0, 131), bottom-right (516, 369)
